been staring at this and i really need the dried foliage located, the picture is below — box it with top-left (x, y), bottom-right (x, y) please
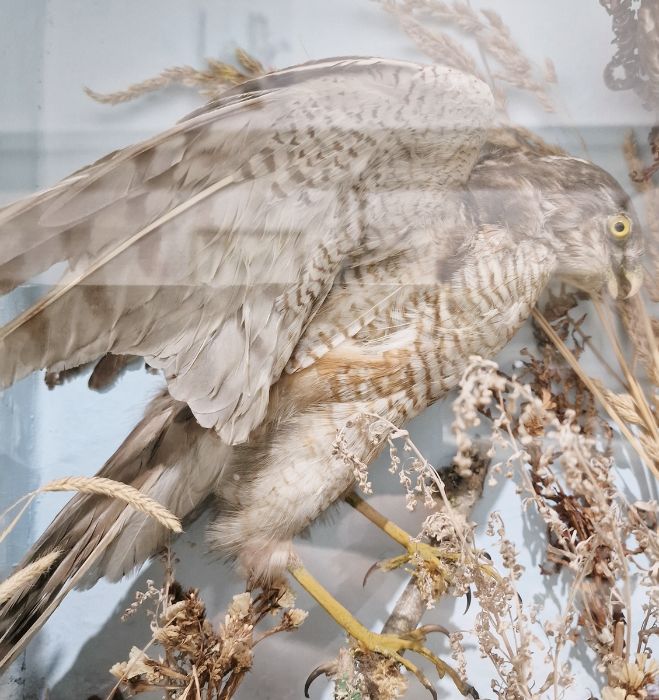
top-left (379, 0), bottom-right (555, 113)
top-left (335, 317), bottom-right (658, 699)
top-left (108, 552), bottom-right (307, 699)
top-left (600, 1), bottom-right (659, 111)
top-left (84, 50), bottom-right (265, 106)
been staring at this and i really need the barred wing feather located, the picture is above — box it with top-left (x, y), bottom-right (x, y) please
top-left (0, 57), bottom-right (494, 444)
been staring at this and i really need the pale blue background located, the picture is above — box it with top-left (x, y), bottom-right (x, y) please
top-left (0, 2), bottom-right (655, 699)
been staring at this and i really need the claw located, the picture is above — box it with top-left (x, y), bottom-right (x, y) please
top-left (464, 586), bottom-right (472, 614)
top-left (413, 623), bottom-right (451, 638)
top-left (413, 643), bottom-right (477, 696)
top-left (362, 560), bottom-right (381, 587)
top-left (466, 683), bottom-right (480, 698)
top-left (363, 553), bottom-right (412, 586)
top-left (393, 652), bottom-right (438, 700)
top-left (399, 624), bottom-right (450, 644)
top-left (380, 553), bottom-right (413, 572)
top-left (304, 662), bottom-right (335, 697)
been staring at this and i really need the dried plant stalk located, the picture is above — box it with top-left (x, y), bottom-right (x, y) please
top-left (0, 552), bottom-right (60, 606)
top-left (85, 50), bottom-right (265, 105)
top-left (593, 299), bottom-right (658, 435)
top-left (380, 0), bottom-right (554, 112)
top-left (532, 308), bottom-right (659, 476)
top-left (38, 477), bottom-right (182, 532)
top-left (0, 476), bottom-right (181, 549)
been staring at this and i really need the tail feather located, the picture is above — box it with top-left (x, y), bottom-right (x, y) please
top-left (0, 390), bottom-right (228, 670)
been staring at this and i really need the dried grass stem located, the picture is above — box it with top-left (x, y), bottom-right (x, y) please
top-left (0, 551), bottom-right (60, 605)
top-left (532, 308), bottom-right (659, 478)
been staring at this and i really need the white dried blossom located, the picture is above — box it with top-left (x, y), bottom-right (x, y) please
top-left (227, 592), bottom-right (252, 620)
top-left (282, 608), bottom-right (309, 628)
top-left (110, 646), bottom-right (157, 681)
top-left (601, 687), bottom-right (628, 700)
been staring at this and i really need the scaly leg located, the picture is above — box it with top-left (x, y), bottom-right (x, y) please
top-left (287, 556), bottom-right (476, 698)
top-left (344, 491), bottom-right (499, 588)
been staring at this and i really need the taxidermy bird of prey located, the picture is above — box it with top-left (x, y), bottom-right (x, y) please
top-left (0, 56), bottom-right (644, 693)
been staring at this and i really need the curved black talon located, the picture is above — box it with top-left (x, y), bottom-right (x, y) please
top-left (362, 560), bottom-right (382, 587)
top-left (465, 682), bottom-right (480, 698)
top-left (414, 623), bottom-right (451, 638)
top-left (304, 662), bottom-right (335, 697)
top-left (464, 586), bottom-right (472, 614)
top-left (420, 678), bottom-right (438, 700)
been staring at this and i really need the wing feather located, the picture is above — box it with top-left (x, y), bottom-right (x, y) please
top-left (0, 57), bottom-right (494, 442)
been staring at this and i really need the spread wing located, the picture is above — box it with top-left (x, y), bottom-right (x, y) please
top-left (0, 57), bottom-right (494, 443)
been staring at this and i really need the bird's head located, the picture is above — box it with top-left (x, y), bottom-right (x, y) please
top-left (537, 155), bottom-right (644, 300)
top-left (469, 150), bottom-right (644, 300)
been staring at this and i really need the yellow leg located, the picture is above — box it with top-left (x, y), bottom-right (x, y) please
top-left (345, 491), bottom-right (500, 586)
top-left (345, 492), bottom-right (414, 548)
top-left (288, 559), bottom-right (476, 698)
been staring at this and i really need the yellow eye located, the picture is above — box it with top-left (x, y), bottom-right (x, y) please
top-left (608, 214), bottom-right (632, 239)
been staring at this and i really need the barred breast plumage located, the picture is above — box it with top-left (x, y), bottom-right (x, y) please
top-left (211, 232), bottom-right (555, 579)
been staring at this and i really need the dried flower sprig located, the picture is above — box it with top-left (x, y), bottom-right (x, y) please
top-left (600, 0), bottom-right (659, 112)
top-left (109, 552), bottom-right (307, 700)
top-left (449, 349), bottom-right (657, 700)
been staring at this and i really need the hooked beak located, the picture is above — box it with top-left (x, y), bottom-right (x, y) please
top-left (607, 267), bottom-right (644, 300)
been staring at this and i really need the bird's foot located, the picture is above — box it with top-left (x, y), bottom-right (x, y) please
top-left (349, 625), bottom-right (477, 699)
top-left (304, 624), bottom-right (476, 699)
top-left (364, 541), bottom-right (453, 595)
top-left (289, 560), bottom-right (476, 699)
top-left (346, 492), bottom-right (499, 596)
